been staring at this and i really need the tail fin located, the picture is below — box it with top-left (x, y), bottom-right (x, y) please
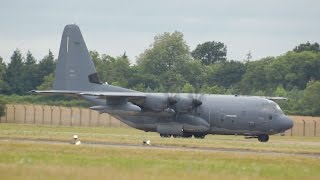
top-left (53, 24), bottom-right (101, 91)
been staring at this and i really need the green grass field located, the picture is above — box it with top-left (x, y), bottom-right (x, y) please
top-left (0, 124), bottom-right (320, 179)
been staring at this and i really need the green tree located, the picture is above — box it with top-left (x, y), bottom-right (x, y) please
top-left (22, 51), bottom-right (39, 91)
top-left (0, 57), bottom-right (8, 93)
top-left (5, 49), bottom-right (25, 94)
top-left (90, 52), bottom-right (131, 87)
top-left (201, 85), bottom-right (226, 94)
top-left (208, 60), bottom-right (246, 88)
top-left (106, 55), bottom-right (131, 87)
top-left (265, 51), bottom-right (320, 90)
top-left (38, 50), bottom-right (55, 84)
top-left (274, 85), bottom-right (288, 97)
top-left (137, 31), bottom-right (191, 92)
top-left (301, 81), bottom-right (320, 115)
top-left (90, 50), bottom-right (101, 67)
top-left (127, 65), bottom-right (160, 90)
top-left (191, 41), bottom-right (227, 65)
top-left (181, 83), bottom-right (195, 93)
top-left (181, 60), bottom-right (209, 90)
top-left (293, 41), bottom-right (319, 53)
top-left (0, 97), bottom-right (6, 117)
top-left (239, 58), bottom-right (273, 94)
top-left (37, 73), bottom-right (54, 90)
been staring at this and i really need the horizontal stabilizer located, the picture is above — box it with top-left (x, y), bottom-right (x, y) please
top-left (258, 96), bottom-right (288, 101)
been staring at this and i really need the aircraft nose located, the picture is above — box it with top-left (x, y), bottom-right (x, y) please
top-left (279, 115), bottom-right (294, 131)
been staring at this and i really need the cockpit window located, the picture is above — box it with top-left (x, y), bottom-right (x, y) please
top-left (275, 104), bottom-right (281, 111)
top-left (262, 100), bottom-right (283, 115)
top-left (271, 102), bottom-right (284, 115)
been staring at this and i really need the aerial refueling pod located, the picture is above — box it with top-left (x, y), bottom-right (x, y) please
top-left (90, 104), bottom-right (141, 116)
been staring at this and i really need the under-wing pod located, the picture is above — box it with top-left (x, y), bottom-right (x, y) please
top-left (89, 104), bottom-right (141, 116)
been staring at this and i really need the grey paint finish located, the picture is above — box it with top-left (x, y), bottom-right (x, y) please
top-left (35, 24), bottom-right (293, 142)
top-left (53, 24), bottom-right (135, 93)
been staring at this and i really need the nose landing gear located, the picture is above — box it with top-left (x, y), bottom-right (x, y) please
top-left (257, 134), bottom-right (269, 142)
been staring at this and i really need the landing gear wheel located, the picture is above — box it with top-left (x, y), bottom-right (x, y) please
top-left (182, 133), bottom-right (192, 138)
top-left (172, 135), bottom-right (181, 138)
top-left (160, 134), bottom-right (171, 138)
top-left (194, 134), bottom-right (206, 139)
top-left (258, 134), bottom-right (269, 142)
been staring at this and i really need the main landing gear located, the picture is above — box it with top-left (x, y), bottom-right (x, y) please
top-left (160, 133), bottom-right (206, 139)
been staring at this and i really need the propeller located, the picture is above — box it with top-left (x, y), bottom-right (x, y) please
top-left (188, 87), bottom-right (204, 114)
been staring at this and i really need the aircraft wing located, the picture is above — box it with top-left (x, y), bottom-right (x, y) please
top-left (30, 90), bottom-right (82, 97)
top-left (79, 91), bottom-right (146, 99)
top-left (30, 90), bottom-right (146, 101)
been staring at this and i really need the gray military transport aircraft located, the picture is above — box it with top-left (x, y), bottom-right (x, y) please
top-left (31, 24), bottom-right (293, 142)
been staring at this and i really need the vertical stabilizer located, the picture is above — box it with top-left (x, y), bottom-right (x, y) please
top-left (53, 24), bottom-right (101, 90)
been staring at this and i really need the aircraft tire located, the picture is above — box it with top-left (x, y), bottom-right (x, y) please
top-left (182, 133), bottom-right (192, 138)
top-left (258, 134), bottom-right (269, 142)
top-left (172, 135), bottom-right (182, 138)
top-left (194, 134), bottom-right (206, 139)
top-left (160, 134), bottom-right (170, 138)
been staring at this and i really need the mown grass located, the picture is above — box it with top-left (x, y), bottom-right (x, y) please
top-left (0, 141), bottom-right (320, 180)
top-left (1, 123), bottom-right (320, 154)
top-left (0, 124), bottom-right (320, 179)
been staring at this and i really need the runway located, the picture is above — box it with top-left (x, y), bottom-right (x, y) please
top-left (1, 137), bottom-right (319, 158)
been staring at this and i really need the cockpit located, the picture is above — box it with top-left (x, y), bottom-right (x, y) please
top-left (261, 100), bottom-right (284, 115)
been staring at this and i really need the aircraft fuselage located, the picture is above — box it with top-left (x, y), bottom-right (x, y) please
top-left (84, 93), bottom-right (293, 138)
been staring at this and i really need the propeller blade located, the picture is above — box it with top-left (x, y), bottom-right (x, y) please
top-left (192, 99), bottom-right (202, 107)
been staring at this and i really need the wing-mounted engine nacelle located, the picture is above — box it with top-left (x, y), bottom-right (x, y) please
top-left (172, 96), bottom-right (202, 113)
top-left (157, 123), bottom-right (183, 136)
top-left (156, 115), bottom-right (209, 135)
top-left (143, 94), bottom-right (177, 112)
top-left (178, 114), bottom-right (210, 133)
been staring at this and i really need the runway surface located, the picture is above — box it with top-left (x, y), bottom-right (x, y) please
top-left (0, 137), bottom-right (319, 158)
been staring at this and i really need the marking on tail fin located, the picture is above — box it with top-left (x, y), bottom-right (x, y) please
top-left (88, 73), bottom-right (102, 84)
top-left (67, 36), bottom-right (69, 52)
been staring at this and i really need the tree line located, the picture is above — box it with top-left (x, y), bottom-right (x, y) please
top-left (0, 31), bottom-right (319, 116)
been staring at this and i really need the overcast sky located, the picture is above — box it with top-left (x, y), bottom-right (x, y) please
top-left (0, 0), bottom-right (319, 63)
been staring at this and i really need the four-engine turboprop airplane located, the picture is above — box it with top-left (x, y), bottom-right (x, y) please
top-left (31, 24), bottom-right (293, 142)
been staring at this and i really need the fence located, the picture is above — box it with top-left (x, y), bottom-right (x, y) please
top-left (285, 116), bottom-right (320, 137)
top-left (0, 104), bottom-right (128, 128)
top-left (0, 104), bottom-right (319, 137)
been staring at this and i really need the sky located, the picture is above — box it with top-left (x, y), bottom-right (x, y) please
top-left (0, 0), bottom-right (319, 63)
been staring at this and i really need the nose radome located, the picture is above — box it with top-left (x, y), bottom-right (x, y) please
top-left (282, 116), bottom-right (294, 130)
